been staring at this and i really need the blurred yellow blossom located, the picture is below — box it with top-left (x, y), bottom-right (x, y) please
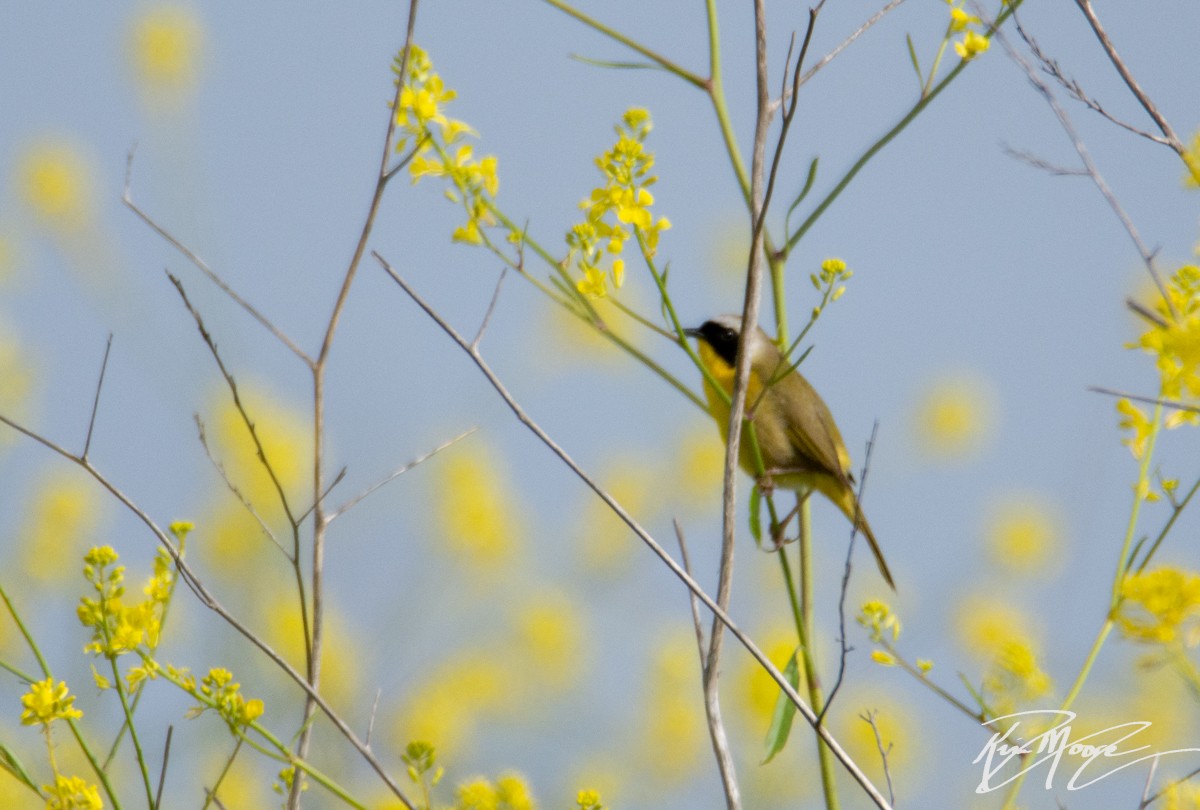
top-left (1119, 567), bottom-right (1200, 645)
top-left (839, 694), bottom-right (921, 788)
top-left (1134, 264), bottom-right (1200, 425)
top-left (912, 372), bottom-right (997, 460)
top-left (638, 631), bottom-right (705, 782)
top-left (210, 386), bottom-right (310, 514)
top-left (955, 30), bottom-right (990, 60)
top-left (1163, 780), bottom-right (1200, 810)
top-left (20, 468), bottom-right (107, 584)
top-left (394, 651), bottom-right (517, 759)
top-left (984, 494), bottom-right (1063, 575)
top-left (0, 330), bottom-right (34, 450)
top-left (736, 624), bottom-right (806, 727)
top-left (16, 140), bottom-right (95, 234)
top-left (577, 454), bottom-right (660, 574)
top-left (672, 422), bottom-right (725, 507)
top-left (981, 638), bottom-right (1053, 716)
top-left (128, 5), bottom-right (204, 102)
top-left (1183, 128), bottom-right (1200, 188)
top-left (263, 599), bottom-right (360, 709)
top-left (434, 445), bottom-right (523, 564)
top-left (514, 591), bottom-right (584, 688)
top-left (954, 593), bottom-right (1041, 661)
top-left (858, 600), bottom-right (901, 643)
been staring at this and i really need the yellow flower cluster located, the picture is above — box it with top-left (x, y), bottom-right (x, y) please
top-left (1184, 128), bottom-right (1200, 188)
top-left (946, 1), bottom-right (990, 60)
top-left (454, 774), bottom-right (535, 810)
top-left (576, 790), bottom-right (605, 810)
top-left (44, 774), bottom-right (103, 810)
top-left (981, 639), bottom-right (1053, 714)
top-left (1119, 567), bottom-right (1200, 645)
top-left (77, 545), bottom-right (172, 659)
top-left (1134, 265), bottom-right (1200, 422)
top-left (19, 677), bottom-right (83, 727)
top-left (858, 600), bottom-right (901, 643)
top-left (190, 667), bottom-right (265, 729)
top-left (397, 46), bottom-right (499, 245)
top-left (568, 108), bottom-right (671, 299)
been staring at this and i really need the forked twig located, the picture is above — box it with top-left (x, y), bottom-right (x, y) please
top-left (861, 710), bottom-right (896, 806)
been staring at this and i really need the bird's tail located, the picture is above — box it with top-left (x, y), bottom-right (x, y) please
top-left (822, 478), bottom-right (895, 590)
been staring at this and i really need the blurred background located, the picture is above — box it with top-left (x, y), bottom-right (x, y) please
top-left (1, 2), bottom-right (1198, 807)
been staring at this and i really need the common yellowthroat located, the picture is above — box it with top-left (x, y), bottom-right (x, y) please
top-left (685, 315), bottom-right (894, 589)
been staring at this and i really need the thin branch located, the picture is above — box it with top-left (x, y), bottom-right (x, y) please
top-left (297, 467), bottom-right (347, 525)
top-left (0, 407), bottom-right (416, 808)
top-left (375, 252), bottom-right (895, 809)
top-left (1001, 143), bottom-right (1089, 176)
top-left (999, 15), bottom-right (1174, 317)
top-left (1137, 755), bottom-right (1159, 809)
top-left (154, 726), bottom-right (173, 810)
top-left (1071, 0), bottom-right (1183, 154)
top-left (122, 149), bottom-right (313, 366)
top-left (1088, 386), bottom-right (1200, 415)
top-left (798, 0), bottom-right (907, 88)
top-left (194, 414), bottom-right (289, 557)
top-left (821, 420), bottom-right (879, 722)
top-left (860, 711), bottom-right (896, 807)
top-left (328, 427), bottom-right (477, 521)
top-left (82, 333), bottom-right (114, 461)
top-left (1143, 762), bottom-right (1200, 808)
top-left (168, 272), bottom-right (301, 529)
top-left (676, 520), bottom-right (742, 810)
top-left (472, 267), bottom-right (508, 351)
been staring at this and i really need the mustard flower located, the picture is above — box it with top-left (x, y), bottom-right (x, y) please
top-left (20, 678), bottom-right (83, 726)
top-left (1119, 567), bottom-right (1200, 645)
top-left (955, 30), bottom-right (990, 60)
top-left (43, 775), bottom-right (103, 810)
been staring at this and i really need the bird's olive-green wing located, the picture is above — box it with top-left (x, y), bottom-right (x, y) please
top-left (771, 368), bottom-right (854, 481)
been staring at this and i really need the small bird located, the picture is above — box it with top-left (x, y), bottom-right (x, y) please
top-left (685, 314), bottom-right (894, 589)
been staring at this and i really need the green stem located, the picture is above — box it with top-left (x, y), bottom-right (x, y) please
top-left (799, 499), bottom-right (840, 810)
top-left (109, 656), bottom-right (156, 808)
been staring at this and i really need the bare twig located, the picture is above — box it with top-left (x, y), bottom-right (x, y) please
top-left (821, 420), bottom-right (879, 723)
top-left (168, 273), bottom-right (301, 529)
top-left (860, 710), bottom-right (896, 807)
top-left (82, 333), bottom-right (114, 461)
top-left (122, 150), bottom-right (313, 366)
top-left (328, 428), bottom-right (477, 521)
top-left (676, 520), bottom-right (742, 809)
top-left (1142, 762), bottom-right (1200, 808)
top-left (375, 252), bottom-right (895, 809)
top-left (154, 726), bottom-right (173, 810)
top-left (194, 414), bottom-right (289, 557)
top-left (297, 467), bottom-right (347, 525)
top-left (472, 267), bottom-right (509, 351)
top-left (1088, 385), bottom-right (1200, 416)
top-left (366, 688), bottom-right (383, 749)
top-left (998, 16), bottom-right (1174, 316)
top-left (1000, 144), bottom-right (1088, 177)
top-left (798, 0), bottom-right (906, 89)
top-left (1137, 755), bottom-right (1159, 809)
top-left (1071, 0), bottom-right (1184, 154)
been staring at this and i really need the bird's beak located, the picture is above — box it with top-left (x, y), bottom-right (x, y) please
top-left (682, 327), bottom-right (701, 339)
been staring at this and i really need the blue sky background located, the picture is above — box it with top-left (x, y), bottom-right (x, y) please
top-left (1, 2), bottom-right (1199, 808)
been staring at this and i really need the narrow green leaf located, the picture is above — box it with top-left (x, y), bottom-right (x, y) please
top-left (762, 649), bottom-right (802, 764)
top-left (906, 34), bottom-right (923, 88)
top-left (785, 157), bottom-right (820, 235)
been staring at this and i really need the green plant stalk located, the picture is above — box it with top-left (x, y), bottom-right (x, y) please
top-left (1001, 401), bottom-right (1162, 809)
top-left (800, 499), bottom-right (840, 810)
top-left (1136, 470), bottom-right (1200, 573)
top-left (107, 656), bottom-right (155, 808)
top-left (0, 581), bottom-right (122, 809)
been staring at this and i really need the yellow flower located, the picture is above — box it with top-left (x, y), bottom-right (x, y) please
top-left (984, 495), bottom-right (1063, 575)
top-left (981, 638), bottom-right (1053, 714)
top-left (1134, 264), bottom-right (1200, 420)
top-left (494, 774), bottom-right (535, 810)
top-left (514, 592), bottom-right (584, 688)
top-left (0, 331), bottom-right (35, 451)
top-left (913, 372), bottom-right (997, 460)
top-left (21, 469), bottom-right (107, 584)
top-left (128, 5), bottom-right (204, 101)
top-left (870, 650), bottom-right (897, 666)
top-left (576, 266), bottom-right (608, 299)
top-left (1117, 398), bottom-right (1156, 459)
top-left (949, 6), bottom-right (980, 32)
top-left (20, 678), bottom-right (83, 726)
top-left (954, 593), bottom-right (1041, 661)
top-left (43, 775), bottom-right (102, 810)
top-left (1183, 128), bottom-right (1200, 188)
top-left (858, 600), bottom-right (901, 643)
top-left (576, 789), bottom-right (605, 810)
top-left (1119, 567), bottom-right (1200, 644)
top-left (434, 445), bottom-right (523, 564)
top-left (16, 140), bottom-right (95, 233)
top-left (955, 31), bottom-right (991, 60)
